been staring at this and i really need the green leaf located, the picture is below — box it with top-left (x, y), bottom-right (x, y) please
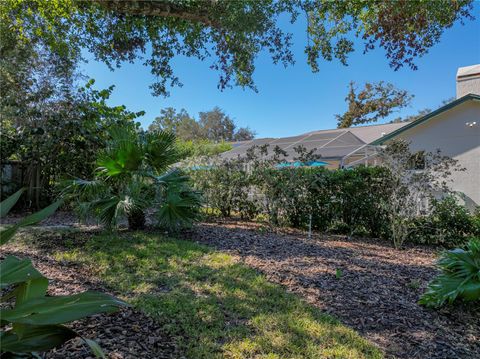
top-left (15, 277), bottom-right (49, 305)
top-left (460, 281), bottom-right (480, 301)
top-left (0, 225), bottom-right (20, 245)
top-left (83, 338), bottom-right (106, 359)
top-left (96, 127), bottom-right (142, 177)
top-left (1, 291), bottom-right (126, 325)
top-left (16, 199), bottom-right (63, 228)
top-left (0, 188), bottom-right (25, 218)
top-left (0, 200), bottom-right (63, 246)
top-left (420, 238), bottom-right (480, 307)
top-left (0, 256), bottom-right (46, 289)
top-left (0, 325), bottom-right (76, 353)
top-left (145, 130), bottom-right (178, 173)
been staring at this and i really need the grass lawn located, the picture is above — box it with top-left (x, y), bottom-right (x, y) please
top-left (49, 231), bottom-right (381, 358)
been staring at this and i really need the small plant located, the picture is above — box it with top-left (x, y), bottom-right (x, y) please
top-left (419, 237), bottom-right (480, 308)
top-left (407, 279), bottom-right (421, 290)
top-left (0, 189), bottom-right (126, 357)
top-left (256, 225), bottom-right (270, 235)
top-left (335, 269), bottom-right (343, 280)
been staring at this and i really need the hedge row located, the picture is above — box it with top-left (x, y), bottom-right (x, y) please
top-left (190, 165), bottom-right (479, 247)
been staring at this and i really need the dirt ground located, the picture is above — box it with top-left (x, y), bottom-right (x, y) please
top-left (183, 219), bottom-right (480, 359)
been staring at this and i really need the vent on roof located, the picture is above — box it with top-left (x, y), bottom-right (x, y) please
top-left (456, 64), bottom-right (480, 99)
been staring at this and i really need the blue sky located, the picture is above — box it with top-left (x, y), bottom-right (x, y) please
top-left (81, 10), bottom-right (480, 138)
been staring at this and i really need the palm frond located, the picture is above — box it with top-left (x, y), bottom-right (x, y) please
top-left (144, 131), bottom-right (179, 174)
top-left (156, 181), bottom-right (201, 231)
top-left (62, 179), bottom-right (109, 199)
top-left (81, 180), bottom-right (152, 229)
top-left (152, 168), bottom-right (189, 187)
top-left (88, 197), bottom-right (120, 228)
top-left (97, 127), bottom-right (143, 177)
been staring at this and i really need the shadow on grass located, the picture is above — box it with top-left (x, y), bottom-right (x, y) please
top-left (46, 231), bottom-right (382, 359)
top-left (184, 223), bottom-right (480, 358)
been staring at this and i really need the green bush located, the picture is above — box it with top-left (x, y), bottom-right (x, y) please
top-left (190, 160), bottom-right (260, 219)
top-left (472, 209), bottom-right (480, 236)
top-left (188, 142), bottom-right (475, 247)
top-left (1, 81), bottom-right (144, 208)
top-left (176, 139), bottom-right (232, 159)
top-left (419, 237), bottom-right (480, 307)
top-left (190, 163), bottom-right (393, 237)
top-left (410, 197), bottom-right (477, 247)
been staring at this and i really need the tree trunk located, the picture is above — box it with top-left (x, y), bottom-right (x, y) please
top-left (127, 209), bottom-right (146, 230)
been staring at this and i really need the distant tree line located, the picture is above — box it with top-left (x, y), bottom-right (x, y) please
top-left (148, 107), bottom-right (255, 142)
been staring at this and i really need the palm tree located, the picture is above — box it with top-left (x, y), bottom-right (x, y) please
top-left (67, 126), bottom-right (200, 230)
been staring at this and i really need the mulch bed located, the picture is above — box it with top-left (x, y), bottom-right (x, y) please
top-left (1, 246), bottom-right (179, 359)
top-left (182, 219), bottom-right (480, 359)
top-left (3, 213), bottom-right (479, 358)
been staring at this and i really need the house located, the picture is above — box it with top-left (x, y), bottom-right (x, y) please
top-left (368, 65), bottom-right (480, 209)
top-left (223, 122), bottom-right (410, 169)
top-left (221, 64), bottom-right (480, 208)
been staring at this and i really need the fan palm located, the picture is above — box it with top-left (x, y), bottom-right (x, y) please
top-left (66, 127), bottom-right (200, 230)
top-left (420, 237), bottom-right (480, 307)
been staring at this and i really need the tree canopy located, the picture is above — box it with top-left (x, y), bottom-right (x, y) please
top-left (1, 0), bottom-right (474, 96)
top-left (336, 81), bottom-right (413, 128)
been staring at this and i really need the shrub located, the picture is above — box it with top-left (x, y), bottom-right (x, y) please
top-left (190, 159), bottom-right (392, 236)
top-left (410, 197), bottom-right (477, 247)
top-left (377, 140), bottom-right (463, 248)
top-left (1, 81), bottom-right (144, 208)
top-left (189, 160), bottom-right (260, 220)
top-left (188, 140), bottom-right (472, 248)
top-left (419, 237), bottom-right (480, 307)
top-left (255, 167), bottom-right (315, 228)
top-left (65, 127), bottom-right (201, 231)
top-left (471, 208), bottom-right (480, 236)
top-left (432, 197), bottom-right (476, 245)
top-left (176, 139), bottom-right (232, 159)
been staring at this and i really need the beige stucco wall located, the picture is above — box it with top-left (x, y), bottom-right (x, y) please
top-left (390, 100), bottom-right (480, 209)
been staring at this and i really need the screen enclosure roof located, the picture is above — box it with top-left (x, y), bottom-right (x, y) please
top-left (221, 122), bottom-right (410, 162)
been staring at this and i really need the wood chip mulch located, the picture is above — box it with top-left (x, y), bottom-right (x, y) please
top-left (182, 219), bottom-right (480, 359)
top-left (1, 247), bottom-right (179, 359)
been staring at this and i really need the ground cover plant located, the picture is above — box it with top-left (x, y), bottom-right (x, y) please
top-left (40, 230), bottom-right (382, 359)
top-left (420, 237), bottom-right (480, 307)
top-left (0, 190), bottom-right (125, 357)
